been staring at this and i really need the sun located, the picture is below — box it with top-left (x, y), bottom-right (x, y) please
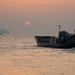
top-left (24, 21), bottom-right (30, 26)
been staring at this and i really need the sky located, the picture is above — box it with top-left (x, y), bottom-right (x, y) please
top-left (0, 0), bottom-right (75, 36)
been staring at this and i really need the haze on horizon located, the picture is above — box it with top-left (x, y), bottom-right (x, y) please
top-left (0, 0), bottom-right (75, 36)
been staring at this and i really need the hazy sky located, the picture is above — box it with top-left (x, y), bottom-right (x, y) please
top-left (0, 0), bottom-right (75, 35)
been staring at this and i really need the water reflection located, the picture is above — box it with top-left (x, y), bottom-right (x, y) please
top-left (63, 48), bottom-right (75, 53)
top-left (0, 35), bottom-right (75, 75)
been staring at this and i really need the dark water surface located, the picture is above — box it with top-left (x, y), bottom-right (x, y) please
top-left (0, 34), bottom-right (75, 75)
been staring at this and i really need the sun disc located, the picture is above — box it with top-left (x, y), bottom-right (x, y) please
top-left (24, 22), bottom-right (30, 26)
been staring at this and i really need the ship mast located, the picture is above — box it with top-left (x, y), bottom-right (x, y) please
top-left (59, 25), bottom-right (61, 32)
top-left (58, 25), bottom-right (61, 38)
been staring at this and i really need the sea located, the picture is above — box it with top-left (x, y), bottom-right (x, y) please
top-left (0, 34), bottom-right (75, 75)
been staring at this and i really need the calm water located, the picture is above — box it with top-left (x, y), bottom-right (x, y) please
top-left (0, 34), bottom-right (75, 75)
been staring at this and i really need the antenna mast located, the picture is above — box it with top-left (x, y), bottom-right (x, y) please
top-left (58, 25), bottom-right (61, 38)
top-left (58, 25), bottom-right (61, 33)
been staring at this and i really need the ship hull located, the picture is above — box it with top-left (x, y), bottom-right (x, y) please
top-left (37, 43), bottom-right (73, 48)
top-left (35, 36), bottom-right (75, 48)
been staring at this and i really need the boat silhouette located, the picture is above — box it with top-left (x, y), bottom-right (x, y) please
top-left (0, 28), bottom-right (10, 34)
top-left (35, 26), bottom-right (75, 48)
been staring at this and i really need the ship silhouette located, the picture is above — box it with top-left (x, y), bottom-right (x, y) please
top-left (35, 26), bottom-right (75, 48)
top-left (0, 28), bottom-right (10, 34)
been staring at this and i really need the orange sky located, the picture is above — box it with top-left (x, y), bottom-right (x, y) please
top-left (0, 0), bottom-right (75, 13)
top-left (0, 0), bottom-right (75, 34)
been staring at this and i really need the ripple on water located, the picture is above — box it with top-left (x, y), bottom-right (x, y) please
top-left (0, 35), bottom-right (75, 75)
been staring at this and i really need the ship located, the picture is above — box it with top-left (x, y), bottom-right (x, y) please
top-left (35, 26), bottom-right (75, 48)
top-left (0, 28), bottom-right (10, 34)
top-left (0, 33), bottom-right (2, 35)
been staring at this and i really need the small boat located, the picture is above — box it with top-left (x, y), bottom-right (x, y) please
top-left (0, 28), bottom-right (10, 34)
top-left (0, 33), bottom-right (2, 35)
top-left (35, 26), bottom-right (75, 48)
